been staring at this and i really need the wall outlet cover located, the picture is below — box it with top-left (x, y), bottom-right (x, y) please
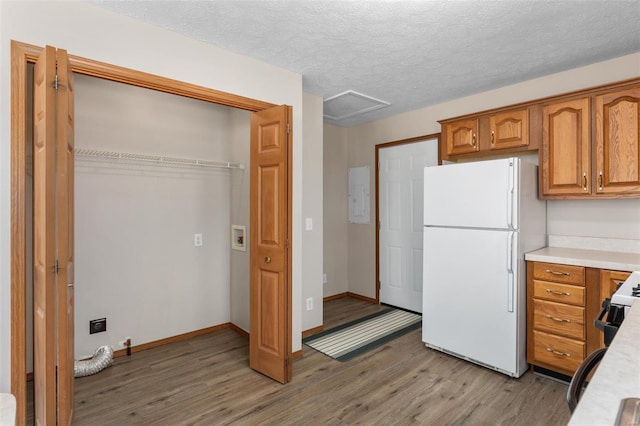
top-left (89, 318), bottom-right (106, 334)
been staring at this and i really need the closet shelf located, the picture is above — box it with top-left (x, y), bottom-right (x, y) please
top-left (74, 148), bottom-right (245, 170)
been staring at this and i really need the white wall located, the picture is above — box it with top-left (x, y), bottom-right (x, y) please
top-left (340, 52), bottom-right (640, 298)
top-left (0, 1), bottom-right (309, 391)
top-left (323, 124), bottom-right (349, 297)
top-left (301, 92), bottom-right (323, 331)
top-left (73, 75), bottom-right (237, 358)
top-left (229, 109), bottom-right (251, 332)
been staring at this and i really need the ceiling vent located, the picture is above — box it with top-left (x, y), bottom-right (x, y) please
top-left (323, 90), bottom-right (390, 121)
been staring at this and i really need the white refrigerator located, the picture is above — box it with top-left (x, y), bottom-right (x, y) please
top-left (422, 157), bottom-right (546, 378)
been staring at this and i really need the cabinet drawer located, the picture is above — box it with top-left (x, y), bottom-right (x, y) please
top-left (533, 330), bottom-right (585, 372)
top-left (533, 299), bottom-right (585, 339)
top-left (532, 280), bottom-right (585, 306)
top-left (532, 262), bottom-right (585, 285)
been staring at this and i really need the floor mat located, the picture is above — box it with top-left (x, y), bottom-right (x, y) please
top-left (303, 308), bottom-right (421, 361)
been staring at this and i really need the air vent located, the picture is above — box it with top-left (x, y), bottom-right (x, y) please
top-left (323, 90), bottom-right (390, 121)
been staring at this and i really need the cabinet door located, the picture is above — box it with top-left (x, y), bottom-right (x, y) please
top-left (595, 87), bottom-right (640, 195)
top-left (489, 109), bottom-right (529, 150)
top-left (541, 98), bottom-right (591, 196)
top-left (445, 118), bottom-right (479, 156)
top-left (599, 270), bottom-right (631, 348)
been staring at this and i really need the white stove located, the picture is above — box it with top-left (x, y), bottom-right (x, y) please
top-left (595, 271), bottom-right (640, 346)
top-left (611, 271), bottom-right (640, 315)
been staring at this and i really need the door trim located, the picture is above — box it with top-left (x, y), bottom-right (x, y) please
top-left (374, 134), bottom-right (440, 303)
top-left (10, 40), bottom-right (288, 424)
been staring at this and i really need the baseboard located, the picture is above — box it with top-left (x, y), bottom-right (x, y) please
top-left (291, 349), bottom-right (304, 360)
top-left (323, 292), bottom-right (348, 302)
top-left (229, 323), bottom-right (249, 337)
top-left (346, 292), bottom-right (378, 304)
top-left (113, 323), bottom-right (231, 358)
top-left (324, 292), bottom-right (378, 304)
top-left (302, 325), bottom-right (323, 338)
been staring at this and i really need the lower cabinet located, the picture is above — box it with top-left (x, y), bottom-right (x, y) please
top-left (526, 260), bottom-right (631, 376)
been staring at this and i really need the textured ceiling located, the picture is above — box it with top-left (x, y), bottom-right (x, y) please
top-left (92, 0), bottom-right (640, 127)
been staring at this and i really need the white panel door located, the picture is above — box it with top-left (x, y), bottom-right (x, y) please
top-left (379, 139), bottom-right (437, 312)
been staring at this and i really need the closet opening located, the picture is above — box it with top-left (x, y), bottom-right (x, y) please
top-left (11, 41), bottom-right (293, 425)
top-left (24, 70), bottom-right (253, 424)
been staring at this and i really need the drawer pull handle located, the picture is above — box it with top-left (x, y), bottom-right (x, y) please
top-left (546, 348), bottom-right (571, 357)
top-left (545, 269), bottom-right (570, 277)
top-left (546, 315), bottom-right (571, 323)
top-left (545, 289), bottom-right (571, 296)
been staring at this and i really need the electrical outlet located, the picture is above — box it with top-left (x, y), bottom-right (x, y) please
top-left (306, 297), bottom-right (313, 311)
top-left (194, 233), bottom-right (203, 247)
top-left (89, 318), bottom-right (106, 334)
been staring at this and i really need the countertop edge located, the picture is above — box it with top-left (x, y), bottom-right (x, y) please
top-left (525, 247), bottom-right (640, 272)
top-left (568, 302), bottom-right (640, 425)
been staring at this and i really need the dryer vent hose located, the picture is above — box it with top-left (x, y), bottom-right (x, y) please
top-left (74, 345), bottom-right (114, 378)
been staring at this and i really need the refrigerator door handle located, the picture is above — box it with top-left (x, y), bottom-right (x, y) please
top-left (507, 231), bottom-right (515, 312)
top-left (507, 161), bottom-right (515, 230)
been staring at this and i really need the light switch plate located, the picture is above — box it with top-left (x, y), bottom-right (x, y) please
top-left (305, 217), bottom-right (313, 231)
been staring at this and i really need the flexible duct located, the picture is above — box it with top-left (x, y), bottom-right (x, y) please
top-left (74, 345), bottom-right (114, 378)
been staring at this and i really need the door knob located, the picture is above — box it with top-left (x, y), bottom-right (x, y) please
top-left (265, 256), bottom-right (271, 264)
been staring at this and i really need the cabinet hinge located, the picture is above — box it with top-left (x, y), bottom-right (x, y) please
top-left (285, 239), bottom-right (289, 249)
top-left (285, 356), bottom-right (290, 367)
top-left (286, 122), bottom-right (290, 134)
top-left (54, 75), bottom-right (59, 90)
top-left (54, 259), bottom-right (60, 275)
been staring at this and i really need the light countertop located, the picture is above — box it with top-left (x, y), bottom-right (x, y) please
top-left (568, 302), bottom-right (640, 425)
top-left (525, 246), bottom-right (640, 272)
top-left (0, 393), bottom-right (16, 426)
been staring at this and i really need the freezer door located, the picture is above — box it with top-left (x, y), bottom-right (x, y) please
top-left (424, 158), bottom-right (518, 230)
top-left (422, 226), bottom-right (523, 376)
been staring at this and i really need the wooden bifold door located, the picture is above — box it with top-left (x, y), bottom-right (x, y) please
top-left (33, 45), bottom-right (75, 425)
top-left (249, 105), bottom-right (293, 384)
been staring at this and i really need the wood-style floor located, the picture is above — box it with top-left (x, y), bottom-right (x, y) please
top-left (66, 297), bottom-right (569, 424)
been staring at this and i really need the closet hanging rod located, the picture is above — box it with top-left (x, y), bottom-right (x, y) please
top-left (74, 148), bottom-right (245, 170)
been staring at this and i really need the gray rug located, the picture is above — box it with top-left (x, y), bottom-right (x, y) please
top-left (303, 308), bottom-right (421, 361)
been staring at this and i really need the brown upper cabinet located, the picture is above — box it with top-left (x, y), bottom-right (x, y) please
top-left (438, 78), bottom-right (640, 200)
top-left (540, 85), bottom-right (640, 199)
top-left (541, 98), bottom-right (591, 196)
top-left (441, 107), bottom-right (533, 159)
top-left (594, 87), bottom-right (640, 196)
top-left (444, 118), bottom-right (479, 155)
top-left (489, 109), bottom-right (529, 150)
